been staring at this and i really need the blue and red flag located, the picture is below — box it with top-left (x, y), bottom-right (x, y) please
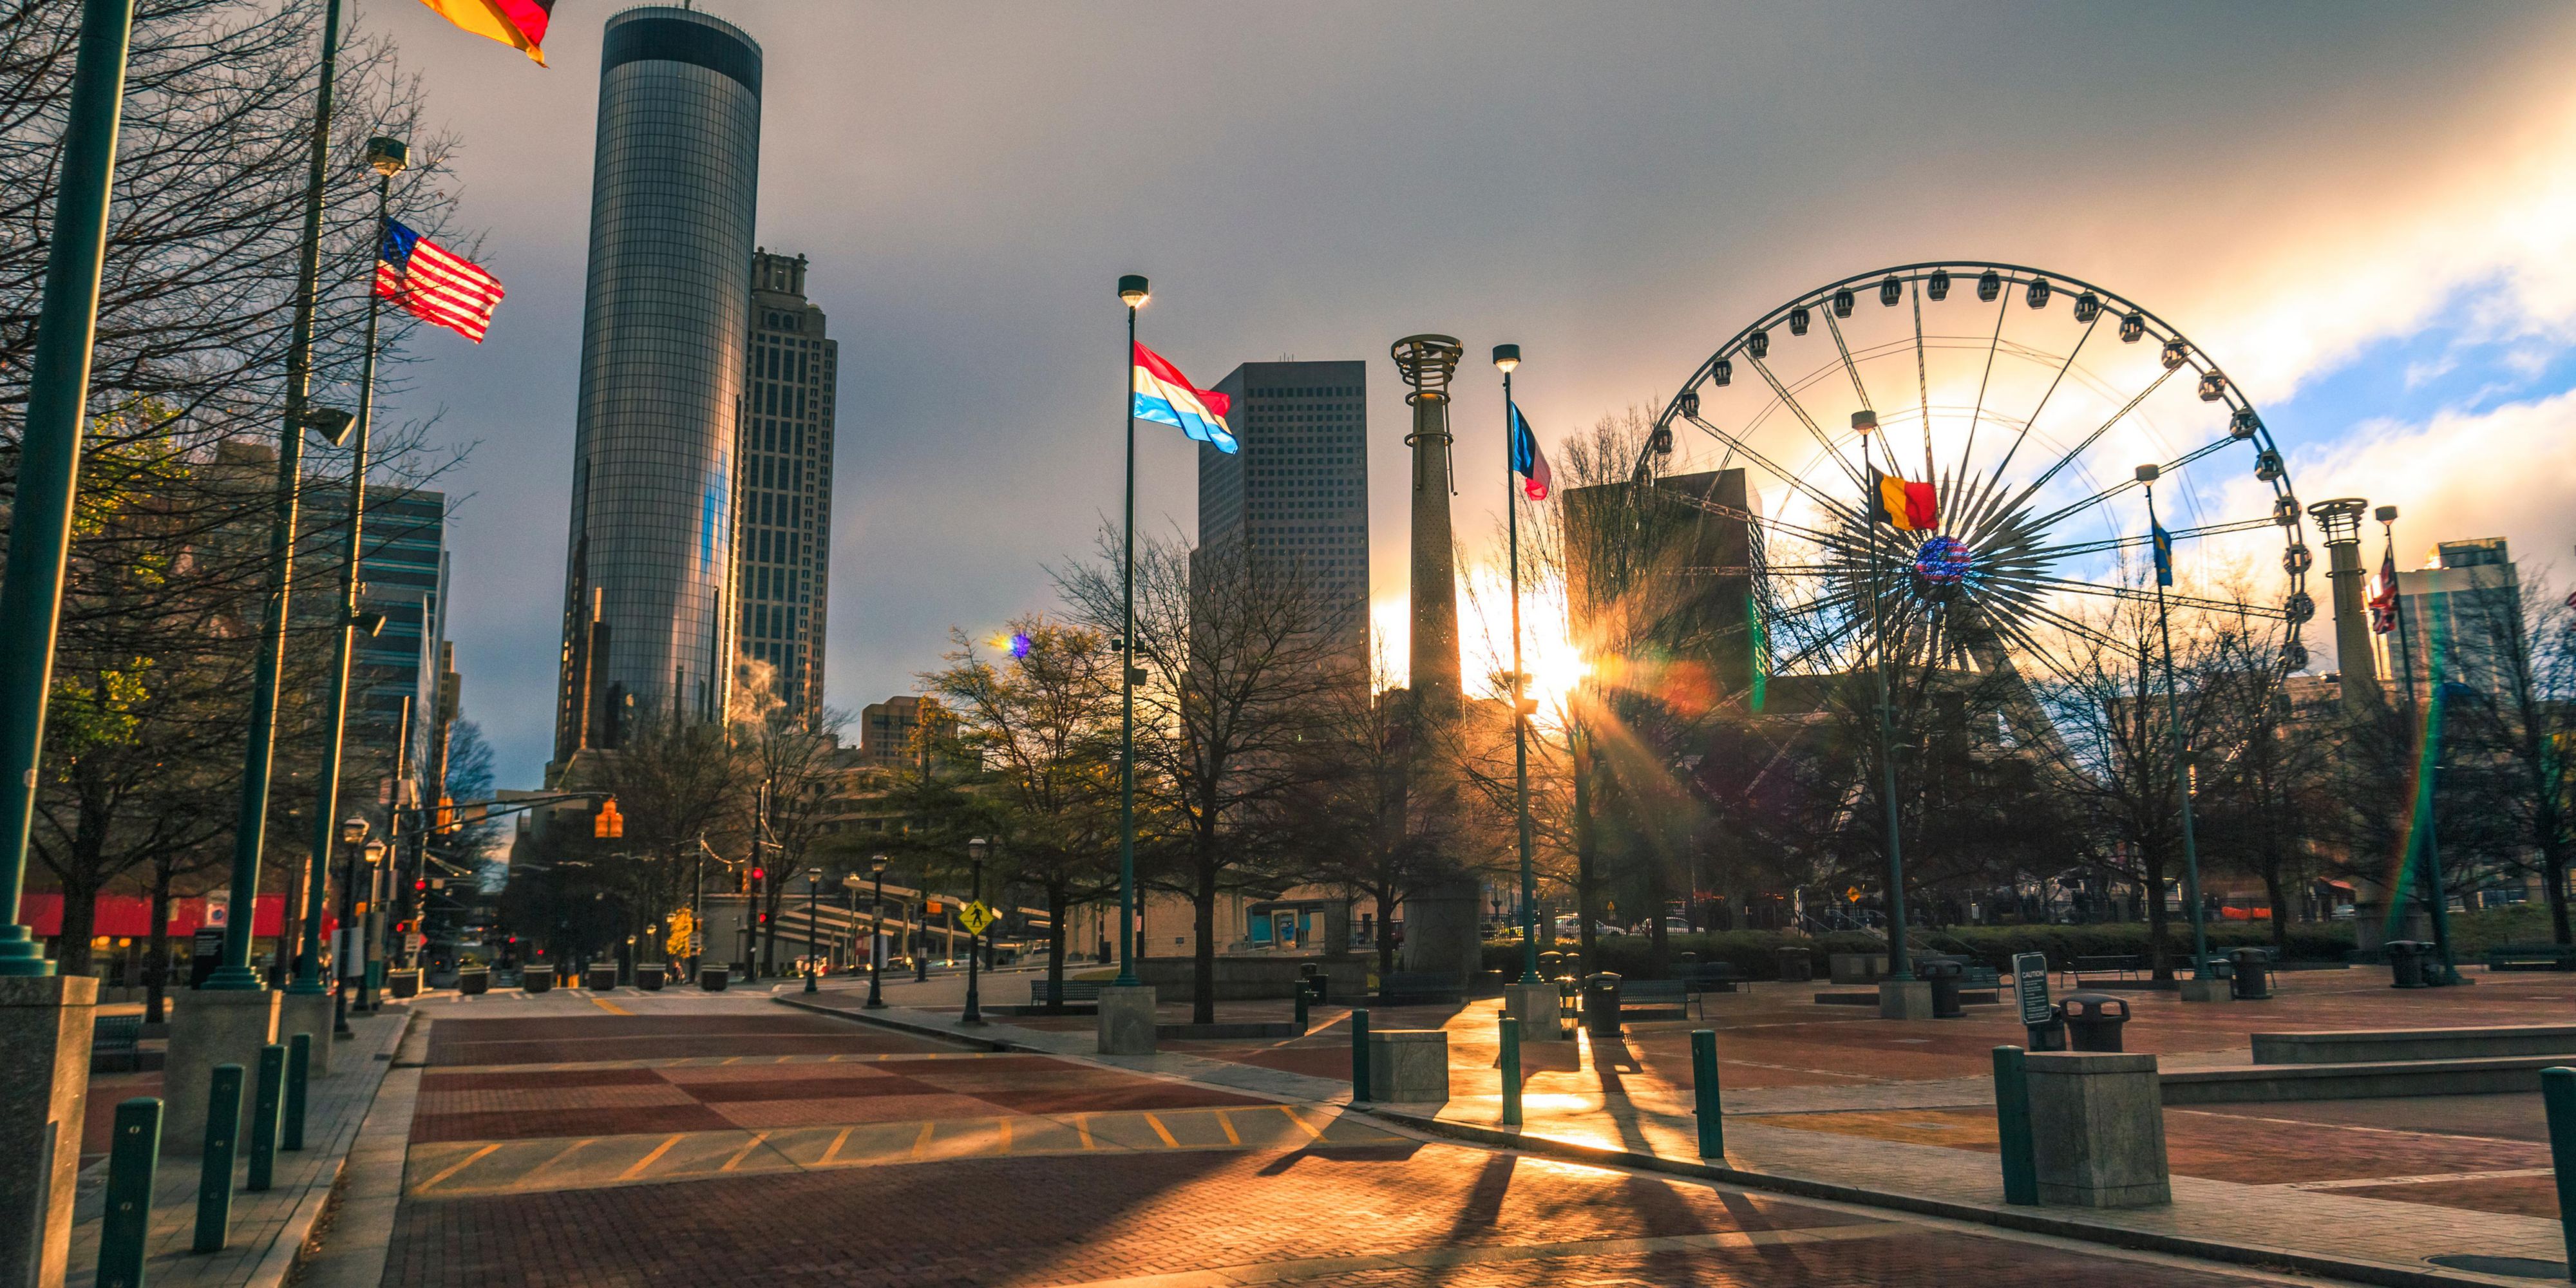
top-left (376, 220), bottom-right (506, 343)
top-left (1132, 343), bottom-right (1236, 453)
top-left (1508, 404), bottom-right (1552, 500)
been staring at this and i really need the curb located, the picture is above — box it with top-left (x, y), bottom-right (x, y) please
top-left (1364, 1110), bottom-right (2535, 1288)
top-left (251, 1007), bottom-right (414, 1288)
top-left (770, 994), bottom-right (1039, 1053)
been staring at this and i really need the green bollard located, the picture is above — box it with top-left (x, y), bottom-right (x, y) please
top-left (1500, 1015), bottom-right (1522, 1128)
top-left (1691, 1029), bottom-right (1724, 1159)
top-left (99, 1097), bottom-right (162, 1288)
top-left (1294, 980), bottom-right (1311, 1034)
top-left (2543, 1066), bottom-right (2576, 1280)
top-left (1994, 1045), bottom-right (2038, 1205)
top-left (194, 1063), bottom-right (243, 1253)
top-left (247, 1043), bottom-right (284, 1192)
top-left (1350, 1007), bottom-right (1372, 1104)
top-left (283, 1032), bottom-right (310, 1151)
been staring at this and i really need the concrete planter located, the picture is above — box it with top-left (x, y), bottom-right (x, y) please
top-left (584, 967), bottom-right (617, 991)
top-left (457, 969), bottom-right (489, 996)
top-left (522, 971), bottom-right (553, 994)
top-left (638, 965), bottom-right (667, 991)
top-left (699, 967), bottom-right (730, 992)
top-left (386, 969), bottom-right (421, 999)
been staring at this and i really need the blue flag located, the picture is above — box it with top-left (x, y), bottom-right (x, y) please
top-left (2151, 522), bottom-right (2174, 587)
top-left (1508, 404), bottom-right (1552, 500)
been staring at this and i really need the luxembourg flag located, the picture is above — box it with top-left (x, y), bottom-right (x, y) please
top-left (1133, 343), bottom-right (1237, 453)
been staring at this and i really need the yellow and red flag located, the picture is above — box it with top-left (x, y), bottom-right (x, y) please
top-left (1869, 468), bottom-right (1938, 532)
top-left (415, 0), bottom-right (554, 64)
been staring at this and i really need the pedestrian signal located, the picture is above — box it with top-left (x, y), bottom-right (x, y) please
top-left (593, 799), bottom-right (624, 838)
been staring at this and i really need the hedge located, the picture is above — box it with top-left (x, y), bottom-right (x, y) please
top-left (1481, 920), bottom-right (2362, 980)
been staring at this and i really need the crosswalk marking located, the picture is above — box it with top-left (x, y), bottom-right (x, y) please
top-left (718, 1131), bottom-right (771, 1172)
top-left (821, 1126), bottom-right (853, 1164)
top-left (620, 1135), bottom-right (683, 1180)
top-left (419, 1143), bottom-right (502, 1190)
top-left (1143, 1113), bottom-right (1180, 1147)
top-left (1216, 1110), bottom-right (1241, 1145)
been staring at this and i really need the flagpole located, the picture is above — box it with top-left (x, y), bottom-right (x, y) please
top-left (1495, 346), bottom-right (1537, 986)
top-left (1855, 412), bottom-right (1910, 982)
top-left (2139, 466), bottom-right (2210, 980)
top-left (1114, 275), bottom-right (1147, 989)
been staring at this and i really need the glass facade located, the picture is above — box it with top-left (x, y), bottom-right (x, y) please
top-left (737, 250), bottom-right (836, 725)
top-left (556, 6), bottom-right (764, 763)
top-left (1201, 361), bottom-right (1370, 669)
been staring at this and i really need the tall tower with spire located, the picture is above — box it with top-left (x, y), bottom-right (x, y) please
top-left (1392, 335), bottom-right (1464, 714)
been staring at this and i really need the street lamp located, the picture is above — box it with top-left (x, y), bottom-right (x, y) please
top-left (804, 867), bottom-right (822, 993)
top-left (1495, 343), bottom-right (1540, 987)
top-left (867, 855), bottom-right (888, 1009)
top-left (1855, 410), bottom-right (1912, 982)
top-left (963, 837), bottom-right (988, 1024)
top-left (2137, 464), bottom-right (2212, 981)
top-left (1114, 274), bottom-right (1148, 989)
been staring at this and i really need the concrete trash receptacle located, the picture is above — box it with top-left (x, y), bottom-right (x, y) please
top-left (2060, 992), bottom-right (2128, 1052)
top-left (2386, 940), bottom-right (2427, 989)
top-left (2226, 949), bottom-right (2270, 999)
top-left (1367, 1028), bottom-right (1450, 1102)
top-left (1922, 959), bottom-right (1965, 1019)
top-left (1582, 972), bottom-right (1623, 1038)
top-left (2025, 1051), bottom-right (2170, 1208)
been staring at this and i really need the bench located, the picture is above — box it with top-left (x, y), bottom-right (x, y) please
top-left (1960, 965), bottom-right (2000, 989)
top-left (1677, 962), bottom-right (1751, 996)
top-left (1619, 978), bottom-right (1694, 1019)
top-left (2486, 943), bottom-right (2576, 972)
top-left (1027, 978), bottom-right (1106, 1005)
top-left (1376, 971), bottom-right (1463, 1005)
top-left (91, 1012), bottom-right (142, 1072)
top-left (2067, 954), bottom-right (2143, 983)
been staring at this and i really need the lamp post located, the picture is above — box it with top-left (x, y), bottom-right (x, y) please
top-left (867, 855), bottom-right (888, 1009)
top-left (1495, 343), bottom-right (1541, 987)
top-left (2138, 464), bottom-right (2211, 980)
top-left (1114, 274), bottom-right (1148, 987)
top-left (915, 875), bottom-right (931, 981)
top-left (1855, 411), bottom-right (1911, 982)
top-left (213, 0), bottom-right (348, 992)
top-left (963, 837), bottom-right (988, 1023)
top-left (804, 868), bottom-right (821, 993)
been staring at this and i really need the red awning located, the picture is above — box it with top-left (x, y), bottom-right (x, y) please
top-left (18, 893), bottom-right (313, 938)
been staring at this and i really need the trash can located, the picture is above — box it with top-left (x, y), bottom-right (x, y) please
top-left (638, 965), bottom-right (667, 991)
top-left (2386, 940), bottom-right (2427, 989)
top-left (2227, 948), bottom-right (2271, 1000)
top-left (699, 966), bottom-right (730, 992)
top-left (1299, 965), bottom-right (1327, 1004)
top-left (457, 967), bottom-right (489, 996)
top-left (1922, 958), bottom-right (1965, 1019)
top-left (522, 969), bottom-right (553, 994)
top-left (1775, 946), bottom-right (1814, 983)
top-left (2060, 991), bottom-right (2130, 1052)
top-left (1582, 972), bottom-right (1624, 1038)
top-left (1539, 951), bottom-right (1566, 980)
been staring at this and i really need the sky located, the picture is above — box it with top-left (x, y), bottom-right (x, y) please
top-left (356, 1), bottom-right (2576, 789)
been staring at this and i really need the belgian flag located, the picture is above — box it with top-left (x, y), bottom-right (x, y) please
top-left (1870, 469), bottom-right (1938, 532)
top-left (415, 0), bottom-right (554, 64)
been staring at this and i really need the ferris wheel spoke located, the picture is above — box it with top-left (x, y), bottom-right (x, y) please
top-left (1991, 571), bottom-right (2287, 621)
top-left (1987, 311), bottom-right (2104, 482)
top-left (1682, 413), bottom-right (1867, 526)
top-left (2029, 516), bottom-right (2279, 563)
top-left (1747, 356), bottom-right (1868, 491)
top-left (2009, 365), bottom-right (2188, 525)
top-left (1950, 291), bottom-right (2014, 493)
top-left (1911, 282), bottom-right (1935, 484)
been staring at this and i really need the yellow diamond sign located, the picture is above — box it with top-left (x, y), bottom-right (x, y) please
top-left (958, 901), bottom-right (997, 936)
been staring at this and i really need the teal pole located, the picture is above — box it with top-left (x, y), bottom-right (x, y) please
top-left (1499, 1014), bottom-right (1522, 1127)
top-left (1690, 1029), bottom-right (1723, 1159)
top-left (1498, 348), bottom-right (1539, 986)
top-left (283, 1031), bottom-right (310, 1150)
top-left (1113, 276), bottom-right (1144, 987)
top-left (212, 0), bottom-right (342, 990)
top-left (98, 1097), bottom-right (161, 1288)
top-left (1994, 1045), bottom-right (2038, 1204)
top-left (2144, 480), bottom-right (2211, 978)
top-left (193, 1065), bottom-right (243, 1253)
top-left (2541, 1066), bottom-right (2576, 1281)
top-left (247, 1043), bottom-right (284, 1191)
top-left (0, 0), bottom-right (138, 977)
top-left (1350, 1007), bottom-right (1371, 1104)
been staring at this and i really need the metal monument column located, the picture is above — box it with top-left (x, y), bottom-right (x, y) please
top-left (1392, 335), bottom-right (1476, 987)
top-left (2140, 466), bottom-right (2211, 980)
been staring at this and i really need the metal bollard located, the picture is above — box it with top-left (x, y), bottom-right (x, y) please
top-left (1294, 980), bottom-right (1311, 1034)
top-left (194, 1063), bottom-right (243, 1253)
top-left (1350, 1007), bottom-right (1372, 1104)
top-left (1691, 1029), bottom-right (1724, 1160)
top-left (247, 1043), bottom-right (284, 1192)
top-left (99, 1097), bottom-right (162, 1288)
top-left (1993, 1045), bottom-right (2038, 1205)
top-left (1500, 1015), bottom-right (1522, 1128)
top-left (2543, 1066), bottom-right (2576, 1280)
top-left (284, 1032), bottom-right (311, 1151)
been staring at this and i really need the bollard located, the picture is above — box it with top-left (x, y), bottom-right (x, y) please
top-left (1993, 1045), bottom-right (2039, 1205)
top-left (1500, 1015), bottom-right (1522, 1128)
top-left (1691, 1029), bottom-right (1724, 1159)
top-left (1294, 980), bottom-right (1311, 1034)
top-left (99, 1097), bottom-right (162, 1288)
top-left (284, 1032), bottom-right (311, 1151)
top-left (247, 1042), bottom-right (284, 1192)
top-left (194, 1063), bottom-right (243, 1253)
top-left (1350, 1007), bottom-right (1372, 1104)
top-left (2543, 1066), bottom-right (2576, 1280)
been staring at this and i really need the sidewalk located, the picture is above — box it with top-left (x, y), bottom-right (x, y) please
top-left (781, 990), bottom-right (2570, 1288)
top-left (60, 1006), bottom-right (411, 1288)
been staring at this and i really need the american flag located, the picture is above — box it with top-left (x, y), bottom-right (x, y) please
top-left (375, 220), bottom-right (504, 342)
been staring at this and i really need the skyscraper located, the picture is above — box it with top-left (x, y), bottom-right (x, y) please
top-left (554, 6), bottom-right (763, 770)
top-left (2393, 537), bottom-right (2523, 699)
top-left (1200, 361), bottom-right (1370, 668)
top-left (737, 250), bottom-right (837, 725)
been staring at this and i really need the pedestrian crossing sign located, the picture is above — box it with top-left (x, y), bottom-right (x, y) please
top-left (958, 901), bottom-right (996, 935)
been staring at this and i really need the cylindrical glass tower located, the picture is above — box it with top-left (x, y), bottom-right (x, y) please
top-left (556, 6), bottom-right (762, 761)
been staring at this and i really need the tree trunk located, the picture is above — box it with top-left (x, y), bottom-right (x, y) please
top-left (146, 869), bottom-right (173, 1024)
top-left (2545, 842), bottom-right (2573, 947)
top-left (57, 882), bottom-right (100, 978)
top-left (1192, 840), bottom-right (1218, 1025)
top-left (1044, 884), bottom-right (1068, 1006)
top-left (2144, 846), bottom-right (2173, 981)
top-left (1574, 726), bottom-right (1598, 976)
top-left (2261, 854), bottom-right (2289, 951)
top-left (1376, 888), bottom-right (1397, 981)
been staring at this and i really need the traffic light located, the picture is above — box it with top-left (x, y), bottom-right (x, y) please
top-left (593, 799), bottom-right (624, 838)
top-left (413, 878), bottom-right (428, 893)
top-left (750, 866), bottom-right (765, 883)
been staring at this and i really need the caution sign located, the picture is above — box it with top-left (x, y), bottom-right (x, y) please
top-left (957, 901), bottom-right (997, 936)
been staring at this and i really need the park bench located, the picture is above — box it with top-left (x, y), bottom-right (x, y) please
top-left (1376, 971), bottom-right (1463, 1005)
top-left (2485, 943), bottom-right (2576, 972)
top-left (91, 1012), bottom-right (142, 1073)
top-left (1620, 978), bottom-right (1694, 1019)
top-left (1960, 964), bottom-right (2000, 989)
top-left (2067, 954), bottom-right (2143, 983)
top-left (1027, 978), bottom-right (1106, 1005)
top-left (1676, 961), bottom-right (1752, 996)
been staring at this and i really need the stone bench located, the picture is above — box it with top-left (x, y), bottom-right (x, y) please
top-left (2251, 1023), bottom-right (2576, 1065)
top-left (1367, 1028), bottom-right (1449, 1102)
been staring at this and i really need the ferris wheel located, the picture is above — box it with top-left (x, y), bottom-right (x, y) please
top-left (1643, 261), bottom-right (2315, 697)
